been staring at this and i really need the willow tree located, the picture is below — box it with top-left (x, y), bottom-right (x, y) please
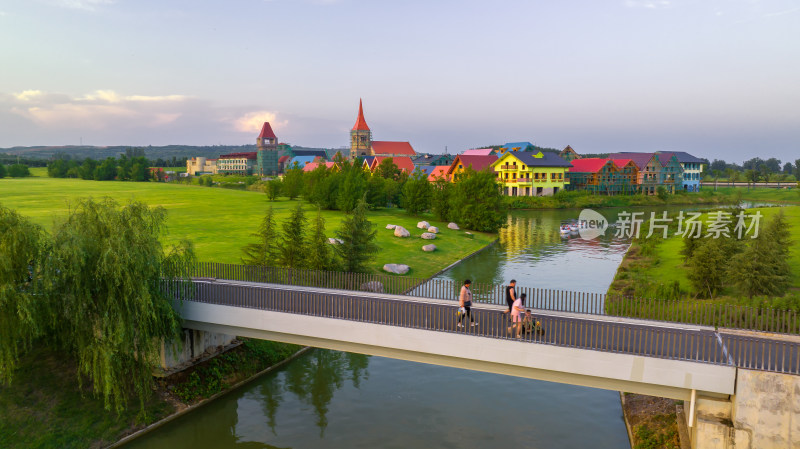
top-left (42, 198), bottom-right (195, 413)
top-left (0, 205), bottom-right (46, 385)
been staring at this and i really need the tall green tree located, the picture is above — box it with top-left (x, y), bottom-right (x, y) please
top-left (431, 177), bottom-right (451, 221)
top-left (0, 163), bottom-right (6, 178)
top-left (729, 211), bottom-right (792, 298)
top-left (308, 209), bottom-right (332, 271)
top-left (334, 196), bottom-right (378, 273)
top-left (242, 207), bottom-right (280, 265)
top-left (401, 169), bottom-right (432, 215)
top-left (41, 199), bottom-right (195, 413)
top-left (448, 168), bottom-right (506, 232)
top-left (336, 161), bottom-right (367, 212)
top-left (279, 202), bottom-right (308, 268)
top-left (376, 158), bottom-right (400, 180)
top-left (7, 164), bottom-right (30, 178)
top-left (283, 164), bottom-right (304, 200)
top-left (366, 175), bottom-right (388, 209)
top-left (0, 205), bottom-right (45, 385)
top-left (266, 179), bottom-right (282, 201)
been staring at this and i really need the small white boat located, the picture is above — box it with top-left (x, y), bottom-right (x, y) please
top-left (559, 225), bottom-right (571, 236)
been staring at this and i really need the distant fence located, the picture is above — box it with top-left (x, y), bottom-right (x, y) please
top-left (183, 262), bottom-right (800, 335)
top-left (701, 181), bottom-right (797, 189)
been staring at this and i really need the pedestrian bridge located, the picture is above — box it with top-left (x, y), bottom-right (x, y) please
top-left (171, 279), bottom-right (760, 401)
top-left (170, 277), bottom-right (800, 448)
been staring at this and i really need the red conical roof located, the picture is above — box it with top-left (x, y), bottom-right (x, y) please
top-left (258, 122), bottom-right (277, 140)
top-left (352, 99), bottom-right (370, 131)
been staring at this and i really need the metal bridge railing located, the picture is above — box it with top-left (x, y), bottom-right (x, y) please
top-left (176, 262), bottom-right (800, 336)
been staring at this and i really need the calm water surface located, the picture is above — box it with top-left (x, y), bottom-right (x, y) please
top-left (127, 206), bottom-right (736, 449)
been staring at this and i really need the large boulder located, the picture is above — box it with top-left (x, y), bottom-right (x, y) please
top-left (361, 281), bottom-right (385, 293)
top-left (383, 264), bottom-right (409, 275)
top-left (417, 221), bottom-right (430, 229)
top-left (394, 226), bottom-right (410, 237)
top-left (447, 222), bottom-right (460, 230)
top-left (385, 224), bottom-right (396, 230)
top-left (422, 244), bottom-right (437, 252)
top-left (427, 226), bottom-right (439, 233)
top-left (421, 232), bottom-right (436, 240)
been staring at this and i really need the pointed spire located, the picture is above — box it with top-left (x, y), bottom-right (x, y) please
top-left (258, 122), bottom-right (277, 140)
top-left (352, 98), bottom-right (370, 131)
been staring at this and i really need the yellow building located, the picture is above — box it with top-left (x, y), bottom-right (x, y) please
top-left (491, 151), bottom-right (572, 196)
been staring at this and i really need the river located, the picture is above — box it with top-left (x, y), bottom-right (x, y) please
top-left (126, 206), bottom-right (725, 449)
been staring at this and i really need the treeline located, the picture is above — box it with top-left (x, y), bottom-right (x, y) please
top-left (0, 153), bottom-right (48, 167)
top-left (0, 200), bottom-right (194, 414)
top-left (707, 157), bottom-right (800, 182)
top-left (267, 158), bottom-right (507, 233)
top-left (47, 155), bottom-right (153, 181)
top-left (0, 164), bottom-right (32, 178)
top-left (681, 210), bottom-right (792, 299)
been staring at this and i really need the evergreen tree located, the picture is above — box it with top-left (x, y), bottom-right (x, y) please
top-left (680, 234), bottom-right (700, 262)
top-left (448, 168), bottom-right (506, 232)
top-left (0, 163), bottom-right (6, 178)
top-left (336, 162), bottom-right (367, 212)
top-left (431, 177), bottom-right (451, 221)
top-left (241, 207), bottom-right (280, 265)
top-left (283, 164), bottom-right (304, 200)
top-left (279, 202), bottom-right (308, 268)
top-left (729, 211), bottom-right (791, 298)
top-left (401, 169), bottom-right (432, 215)
top-left (334, 195), bottom-right (378, 273)
top-left (308, 209), bottom-right (332, 271)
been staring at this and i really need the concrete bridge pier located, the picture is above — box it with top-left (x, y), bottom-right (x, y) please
top-left (688, 369), bottom-right (800, 448)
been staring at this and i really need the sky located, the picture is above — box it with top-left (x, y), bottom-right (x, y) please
top-left (0, 0), bottom-right (798, 163)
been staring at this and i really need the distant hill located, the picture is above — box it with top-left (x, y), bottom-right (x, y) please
top-left (0, 145), bottom-right (258, 160)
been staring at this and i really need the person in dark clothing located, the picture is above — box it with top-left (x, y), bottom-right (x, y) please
top-left (504, 279), bottom-right (517, 314)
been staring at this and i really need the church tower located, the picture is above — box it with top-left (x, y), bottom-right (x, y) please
top-left (256, 122), bottom-right (279, 176)
top-left (350, 99), bottom-right (372, 159)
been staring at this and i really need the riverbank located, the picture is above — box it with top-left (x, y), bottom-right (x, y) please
top-left (0, 339), bottom-right (301, 449)
top-left (504, 189), bottom-right (742, 210)
top-left (620, 393), bottom-right (682, 449)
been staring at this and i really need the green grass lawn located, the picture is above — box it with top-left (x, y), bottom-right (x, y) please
top-left (0, 176), bottom-right (494, 278)
top-left (612, 205), bottom-right (800, 298)
top-left (713, 186), bottom-right (800, 205)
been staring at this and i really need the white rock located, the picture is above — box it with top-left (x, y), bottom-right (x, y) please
top-left (421, 232), bottom-right (436, 240)
top-left (465, 231), bottom-right (472, 235)
top-left (361, 281), bottom-right (385, 293)
top-left (427, 226), bottom-right (439, 233)
top-left (447, 222), bottom-right (460, 230)
top-left (422, 244), bottom-right (437, 252)
top-left (417, 221), bottom-right (430, 229)
top-left (327, 238), bottom-right (339, 244)
top-left (386, 224), bottom-right (396, 230)
top-left (394, 226), bottom-right (410, 237)
top-left (383, 264), bottom-right (410, 275)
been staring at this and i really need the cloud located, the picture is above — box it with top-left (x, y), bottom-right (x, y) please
top-left (625, 0), bottom-right (671, 8)
top-left (49, 0), bottom-right (115, 11)
top-left (9, 89), bottom-right (189, 129)
top-left (233, 111), bottom-right (288, 133)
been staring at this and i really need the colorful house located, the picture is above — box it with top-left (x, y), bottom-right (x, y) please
top-left (217, 152), bottom-right (258, 175)
top-left (412, 153), bottom-right (455, 166)
top-left (446, 154), bottom-right (498, 180)
top-left (559, 145), bottom-right (581, 162)
top-left (657, 151), bottom-right (704, 192)
top-left (302, 162), bottom-right (337, 173)
top-left (608, 152), bottom-right (685, 195)
top-left (461, 148), bottom-right (494, 156)
top-left (567, 158), bottom-right (637, 195)
top-left (490, 151), bottom-right (572, 196)
top-left (655, 153), bottom-right (684, 194)
top-left (427, 165), bottom-right (450, 182)
top-left (497, 142), bottom-right (536, 155)
top-left (369, 156), bottom-right (416, 174)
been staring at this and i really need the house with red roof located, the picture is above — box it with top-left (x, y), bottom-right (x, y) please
top-left (302, 161), bottom-right (338, 173)
top-left (567, 158), bottom-right (637, 195)
top-left (428, 165), bottom-right (450, 182)
top-left (218, 151), bottom-right (258, 175)
top-left (446, 154), bottom-right (498, 181)
top-left (369, 156), bottom-right (416, 175)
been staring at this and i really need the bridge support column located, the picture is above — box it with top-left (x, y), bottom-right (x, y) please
top-left (159, 329), bottom-right (236, 373)
top-left (688, 396), bottom-right (734, 449)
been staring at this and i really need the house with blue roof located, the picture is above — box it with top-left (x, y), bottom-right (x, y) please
top-left (498, 142), bottom-right (536, 155)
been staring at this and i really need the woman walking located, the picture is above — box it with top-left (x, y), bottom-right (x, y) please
top-left (458, 279), bottom-right (477, 327)
top-left (510, 293), bottom-right (526, 337)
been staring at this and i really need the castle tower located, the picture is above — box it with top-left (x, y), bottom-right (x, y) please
top-left (256, 122), bottom-right (279, 176)
top-left (350, 99), bottom-right (372, 159)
